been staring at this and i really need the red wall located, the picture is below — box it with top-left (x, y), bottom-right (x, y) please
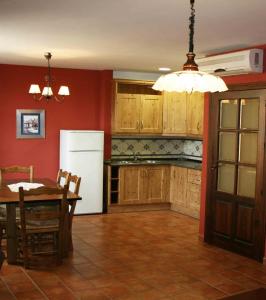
top-left (0, 64), bottom-right (113, 180)
top-left (199, 45), bottom-right (266, 240)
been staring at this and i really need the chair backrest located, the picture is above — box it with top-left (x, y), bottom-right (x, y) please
top-left (0, 165), bottom-right (34, 184)
top-left (68, 175), bottom-right (81, 195)
top-left (56, 169), bottom-right (70, 186)
top-left (18, 185), bottom-right (68, 229)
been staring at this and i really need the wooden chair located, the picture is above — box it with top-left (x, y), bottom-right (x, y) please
top-left (68, 175), bottom-right (81, 251)
top-left (17, 185), bottom-right (68, 269)
top-left (0, 165), bottom-right (34, 184)
top-left (0, 165), bottom-right (34, 241)
top-left (56, 169), bottom-right (70, 186)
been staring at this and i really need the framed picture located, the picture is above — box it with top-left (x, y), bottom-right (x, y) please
top-left (16, 109), bottom-right (45, 139)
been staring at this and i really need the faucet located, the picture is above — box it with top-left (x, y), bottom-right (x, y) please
top-left (132, 151), bottom-right (138, 161)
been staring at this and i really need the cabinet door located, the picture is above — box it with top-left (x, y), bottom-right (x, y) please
top-left (186, 169), bottom-right (201, 219)
top-left (186, 92), bottom-right (204, 136)
top-left (140, 95), bottom-right (163, 133)
top-left (163, 92), bottom-right (187, 134)
top-left (114, 93), bottom-right (141, 133)
top-left (119, 166), bottom-right (142, 204)
top-left (170, 167), bottom-right (187, 208)
top-left (143, 166), bottom-right (168, 203)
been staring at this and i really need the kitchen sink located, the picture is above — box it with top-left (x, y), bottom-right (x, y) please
top-left (118, 159), bottom-right (158, 165)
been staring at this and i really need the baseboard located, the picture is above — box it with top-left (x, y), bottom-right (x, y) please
top-left (108, 203), bottom-right (171, 213)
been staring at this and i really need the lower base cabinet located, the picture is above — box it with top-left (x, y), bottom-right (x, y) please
top-left (106, 164), bottom-right (201, 219)
top-left (119, 165), bottom-right (170, 204)
top-left (170, 167), bottom-right (201, 219)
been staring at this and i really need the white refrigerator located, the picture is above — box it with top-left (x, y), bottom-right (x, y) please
top-left (60, 130), bottom-right (104, 214)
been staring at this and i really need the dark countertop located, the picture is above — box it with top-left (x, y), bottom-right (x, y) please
top-left (105, 158), bottom-right (202, 170)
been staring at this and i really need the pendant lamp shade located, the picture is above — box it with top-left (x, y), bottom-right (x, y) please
top-left (152, 0), bottom-right (228, 93)
top-left (153, 70), bottom-right (228, 93)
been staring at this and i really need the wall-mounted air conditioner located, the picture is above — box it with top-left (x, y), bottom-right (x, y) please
top-left (195, 49), bottom-right (264, 76)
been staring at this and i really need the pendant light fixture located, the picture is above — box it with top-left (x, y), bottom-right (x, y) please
top-left (153, 0), bottom-right (228, 93)
top-left (29, 52), bottom-right (70, 102)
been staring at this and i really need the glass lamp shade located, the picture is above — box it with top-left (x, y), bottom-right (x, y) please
top-left (42, 87), bottom-right (53, 96)
top-left (152, 70), bottom-right (228, 93)
top-left (29, 84), bottom-right (41, 94)
top-left (58, 86), bottom-right (70, 96)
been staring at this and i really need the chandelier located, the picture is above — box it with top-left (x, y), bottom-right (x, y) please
top-left (153, 0), bottom-right (228, 93)
top-left (29, 52), bottom-right (70, 102)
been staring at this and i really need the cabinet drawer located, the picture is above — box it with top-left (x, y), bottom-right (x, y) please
top-left (187, 169), bottom-right (201, 185)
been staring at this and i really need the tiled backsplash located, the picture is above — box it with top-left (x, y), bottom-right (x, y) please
top-left (111, 138), bottom-right (202, 158)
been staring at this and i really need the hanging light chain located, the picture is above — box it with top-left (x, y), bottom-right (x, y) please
top-left (188, 0), bottom-right (195, 53)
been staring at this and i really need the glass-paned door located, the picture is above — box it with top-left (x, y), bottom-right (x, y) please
top-left (217, 98), bottom-right (259, 197)
top-left (206, 89), bottom-right (266, 262)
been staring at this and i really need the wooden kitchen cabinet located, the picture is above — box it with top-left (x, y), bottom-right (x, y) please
top-left (114, 93), bottom-right (141, 133)
top-left (163, 91), bottom-right (204, 137)
top-left (141, 95), bottom-right (163, 133)
top-left (186, 92), bottom-right (204, 136)
top-left (112, 80), bottom-right (203, 136)
top-left (170, 166), bottom-right (187, 207)
top-left (170, 166), bottom-right (201, 219)
top-left (118, 165), bottom-right (169, 204)
top-left (163, 92), bottom-right (187, 135)
top-left (119, 166), bottom-right (142, 204)
top-left (112, 80), bottom-right (163, 134)
top-left (142, 166), bottom-right (170, 203)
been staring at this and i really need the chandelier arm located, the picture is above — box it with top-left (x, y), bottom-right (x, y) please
top-left (189, 0), bottom-right (195, 53)
top-left (33, 94), bottom-right (43, 101)
top-left (54, 95), bottom-right (64, 103)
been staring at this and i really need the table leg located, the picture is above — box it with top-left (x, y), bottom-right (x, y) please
top-left (62, 205), bottom-right (70, 258)
top-left (6, 204), bottom-right (17, 264)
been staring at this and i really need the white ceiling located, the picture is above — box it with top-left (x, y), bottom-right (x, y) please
top-left (0, 0), bottom-right (265, 72)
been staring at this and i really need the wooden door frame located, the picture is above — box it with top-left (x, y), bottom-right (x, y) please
top-left (204, 83), bottom-right (266, 262)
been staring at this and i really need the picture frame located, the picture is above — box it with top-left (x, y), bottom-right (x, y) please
top-left (16, 109), bottom-right (45, 139)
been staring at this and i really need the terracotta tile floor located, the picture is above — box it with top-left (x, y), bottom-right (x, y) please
top-left (1, 211), bottom-right (266, 299)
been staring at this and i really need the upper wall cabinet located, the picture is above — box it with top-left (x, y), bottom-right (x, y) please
top-left (112, 80), bottom-right (163, 134)
top-left (186, 92), bottom-right (204, 136)
top-left (112, 80), bottom-right (204, 137)
top-left (163, 91), bottom-right (204, 137)
top-left (163, 92), bottom-right (187, 135)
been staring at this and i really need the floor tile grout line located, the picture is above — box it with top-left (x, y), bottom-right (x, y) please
top-left (0, 276), bottom-right (17, 300)
top-left (22, 267), bottom-right (50, 300)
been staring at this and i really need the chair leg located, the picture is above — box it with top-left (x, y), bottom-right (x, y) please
top-left (0, 225), bottom-right (5, 269)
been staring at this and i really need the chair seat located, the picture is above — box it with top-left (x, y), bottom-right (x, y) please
top-left (18, 220), bottom-right (59, 233)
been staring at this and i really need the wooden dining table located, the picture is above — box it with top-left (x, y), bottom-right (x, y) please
top-left (0, 178), bottom-right (81, 264)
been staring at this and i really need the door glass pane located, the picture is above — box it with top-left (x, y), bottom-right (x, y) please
top-left (220, 99), bottom-right (238, 129)
top-left (237, 166), bottom-right (256, 198)
top-left (240, 98), bottom-right (259, 130)
top-left (239, 133), bottom-right (258, 164)
top-left (217, 164), bottom-right (235, 194)
top-left (219, 132), bottom-right (236, 162)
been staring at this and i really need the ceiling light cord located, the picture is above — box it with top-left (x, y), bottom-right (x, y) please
top-left (189, 0), bottom-right (195, 53)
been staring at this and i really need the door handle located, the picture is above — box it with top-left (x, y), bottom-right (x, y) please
top-left (136, 121), bottom-right (139, 129)
top-left (141, 120), bottom-right (144, 129)
top-left (211, 165), bottom-right (218, 171)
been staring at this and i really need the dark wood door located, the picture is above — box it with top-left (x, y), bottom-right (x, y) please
top-left (205, 88), bottom-right (266, 261)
